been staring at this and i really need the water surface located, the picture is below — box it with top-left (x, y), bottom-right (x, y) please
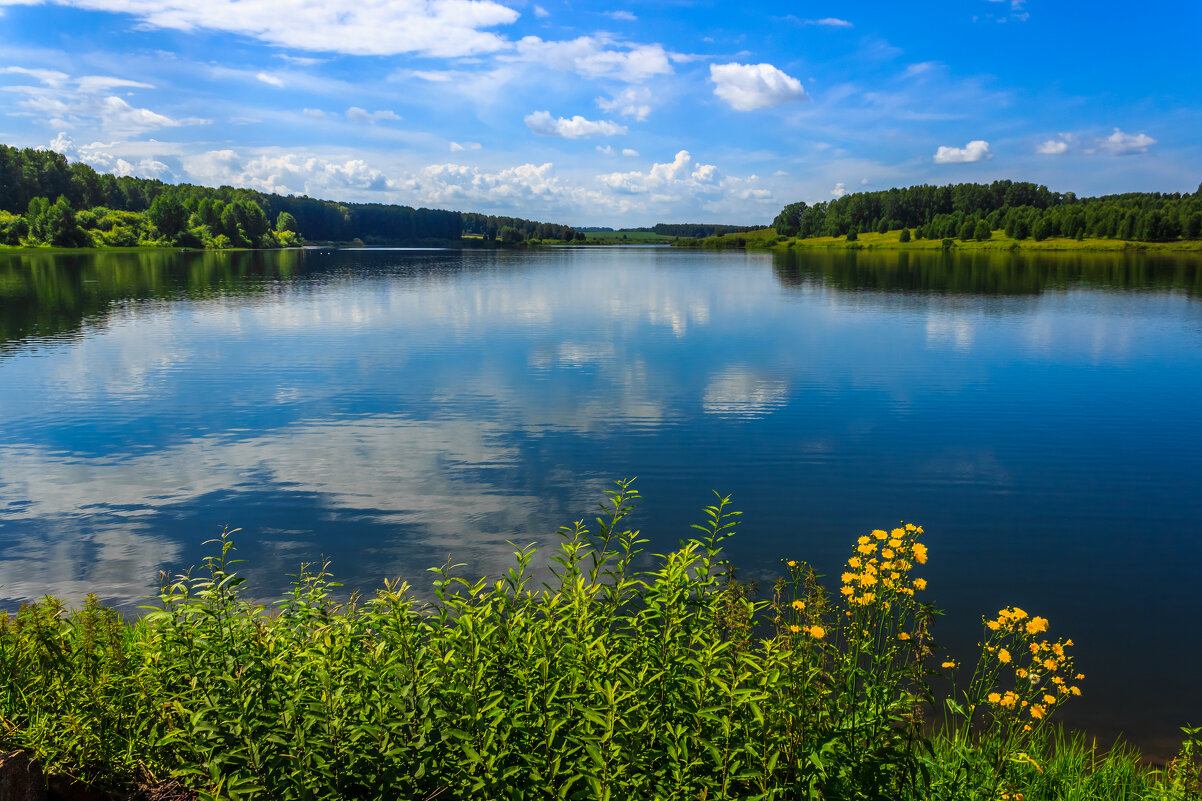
top-left (1, 246), bottom-right (1200, 756)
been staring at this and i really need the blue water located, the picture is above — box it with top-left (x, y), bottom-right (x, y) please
top-left (1, 246), bottom-right (1200, 755)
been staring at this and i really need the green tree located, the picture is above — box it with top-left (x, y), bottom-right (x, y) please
top-left (958, 221), bottom-right (975, 241)
top-left (147, 194), bottom-right (187, 241)
top-left (898, 228), bottom-right (911, 243)
top-left (876, 218), bottom-right (889, 234)
top-left (973, 220), bottom-right (991, 241)
top-left (276, 211), bottom-right (298, 233)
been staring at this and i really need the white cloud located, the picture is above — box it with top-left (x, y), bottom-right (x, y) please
top-left (605, 10), bottom-right (636, 21)
top-left (597, 150), bottom-right (724, 197)
top-left (901, 61), bottom-right (939, 79)
top-left (0, 0), bottom-right (521, 58)
top-left (621, 148), bottom-right (638, 157)
top-left (933, 139), bottom-right (992, 163)
top-left (801, 17), bottom-right (852, 27)
top-left (449, 141), bottom-right (481, 152)
top-left (533, 4), bottom-right (548, 17)
top-left (76, 75), bottom-right (154, 92)
top-left (524, 110), bottom-right (627, 138)
top-left (709, 62), bottom-right (808, 111)
top-left (596, 86), bottom-right (652, 121)
top-left (346, 106), bottom-right (401, 123)
top-left (596, 145), bottom-right (614, 155)
top-left (49, 134), bottom-right (175, 180)
top-left (830, 182), bottom-right (846, 197)
top-left (302, 107), bottom-right (326, 118)
top-left (1036, 136), bottom-right (1069, 155)
top-left (1, 66), bottom-right (70, 86)
top-left (183, 149), bottom-right (395, 195)
top-left (514, 36), bottom-right (673, 83)
top-left (1101, 127), bottom-right (1156, 155)
top-left (256, 71), bottom-right (285, 87)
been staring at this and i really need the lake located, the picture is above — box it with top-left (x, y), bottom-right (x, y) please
top-left (1, 245), bottom-right (1200, 756)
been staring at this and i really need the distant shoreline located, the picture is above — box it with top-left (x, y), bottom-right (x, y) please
top-left (676, 227), bottom-right (1202, 253)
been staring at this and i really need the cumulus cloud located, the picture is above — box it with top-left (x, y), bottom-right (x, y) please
top-left (514, 36), bottom-right (673, 83)
top-left (4, 65), bottom-right (205, 135)
top-left (0, 0), bottom-right (520, 57)
top-left (596, 145), bottom-right (614, 155)
top-left (47, 133), bottom-right (176, 180)
top-left (449, 141), bottom-right (481, 152)
top-left (621, 148), bottom-right (638, 157)
top-left (533, 4), bottom-right (549, 17)
top-left (605, 10), bottom-right (636, 21)
top-left (182, 149), bottom-right (395, 195)
top-left (524, 110), bottom-right (626, 138)
top-left (301, 107), bottom-right (326, 118)
top-left (596, 86), bottom-right (653, 121)
top-left (346, 106), bottom-right (401, 123)
top-left (933, 140), bottom-right (992, 163)
top-left (1101, 127), bottom-right (1156, 155)
top-left (1036, 136), bottom-right (1070, 155)
top-left (830, 182), bottom-right (846, 197)
top-left (597, 150), bottom-right (724, 196)
top-left (709, 62), bottom-right (808, 111)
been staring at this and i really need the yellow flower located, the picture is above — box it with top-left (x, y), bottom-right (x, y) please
top-left (1042, 658), bottom-right (1058, 671)
top-left (859, 573), bottom-right (878, 587)
top-left (1052, 643), bottom-right (1064, 657)
top-left (1011, 607), bottom-right (1028, 621)
top-left (847, 557), bottom-right (862, 568)
top-left (912, 543), bottom-right (928, 564)
top-left (913, 578), bottom-right (927, 591)
top-left (1030, 704), bottom-right (1045, 720)
top-left (882, 548), bottom-right (895, 559)
top-left (791, 600), bottom-right (805, 610)
top-left (1070, 687), bottom-right (1081, 696)
top-left (888, 538), bottom-right (903, 548)
top-left (988, 692), bottom-right (1002, 704)
top-left (898, 632), bottom-right (910, 641)
top-left (789, 624), bottom-right (800, 633)
top-left (941, 661), bottom-right (956, 669)
top-left (840, 586), bottom-right (854, 596)
top-left (890, 528), bottom-right (903, 538)
top-left (1026, 616), bottom-right (1049, 635)
top-left (858, 535), bottom-right (871, 545)
top-left (860, 592), bottom-right (876, 604)
top-left (905, 523), bottom-right (917, 532)
top-left (1000, 692), bottom-right (1018, 709)
top-left (1043, 694), bottom-right (1056, 705)
top-left (808, 625), bottom-right (826, 639)
top-left (1075, 673), bottom-right (1085, 680)
top-left (841, 572), bottom-right (857, 585)
top-left (987, 620), bottom-right (1001, 631)
top-left (874, 529), bottom-right (888, 540)
top-left (857, 543), bottom-right (876, 555)
top-left (1016, 669), bottom-right (1028, 678)
top-left (998, 648), bottom-right (1011, 664)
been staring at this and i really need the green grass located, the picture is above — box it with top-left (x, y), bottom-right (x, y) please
top-left (1, 482), bottom-right (1198, 800)
top-left (579, 230), bottom-right (679, 244)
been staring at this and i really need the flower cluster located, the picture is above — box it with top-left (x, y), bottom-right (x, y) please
top-left (976, 606), bottom-right (1082, 730)
top-left (839, 524), bottom-right (927, 608)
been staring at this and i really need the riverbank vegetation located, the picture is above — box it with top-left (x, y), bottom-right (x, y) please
top-left (0, 144), bottom-right (581, 249)
top-left (1, 483), bottom-right (1198, 800)
top-left (765, 180), bottom-right (1202, 247)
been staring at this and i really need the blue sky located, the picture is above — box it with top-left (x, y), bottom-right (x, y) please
top-left (1, 0), bottom-right (1199, 226)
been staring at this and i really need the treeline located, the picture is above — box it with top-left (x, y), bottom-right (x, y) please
top-left (651, 223), bottom-right (760, 238)
top-left (0, 144), bottom-right (579, 248)
top-left (773, 180), bottom-right (1202, 243)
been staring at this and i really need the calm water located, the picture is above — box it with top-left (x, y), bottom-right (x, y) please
top-left (1, 246), bottom-right (1200, 755)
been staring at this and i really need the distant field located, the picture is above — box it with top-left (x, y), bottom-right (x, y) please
top-left (581, 230), bottom-right (678, 243)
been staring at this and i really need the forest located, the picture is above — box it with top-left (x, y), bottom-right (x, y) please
top-left (0, 144), bottom-right (581, 248)
top-left (772, 180), bottom-right (1202, 243)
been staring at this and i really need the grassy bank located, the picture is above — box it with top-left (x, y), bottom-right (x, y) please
top-left (678, 227), bottom-right (1202, 252)
top-left (1, 483), bottom-right (1199, 800)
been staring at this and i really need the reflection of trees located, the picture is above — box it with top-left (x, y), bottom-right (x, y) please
top-left (771, 250), bottom-right (1202, 296)
top-left (0, 249), bottom-right (497, 353)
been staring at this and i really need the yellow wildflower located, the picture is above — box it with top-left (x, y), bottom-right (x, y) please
top-left (861, 592), bottom-right (876, 604)
top-left (987, 620), bottom-right (1001, 631)
top-left (912, 543), bottom-right (928, 564)
top-left (1070, 687), bottom-right (1081, 696)
top-left (890, 528), bottom-right (903, 538)
top-left (882, 548), bottom-right (895, 559)
top-left (847, 557), bottom-right (862, 568)
top-left (1016, 669), bottom-right (1028, 678)
top-left (998, 648), bottom-right (1011, 664)
top-left (888, 538), bottom-right (903, 548)
top-left (789, 625), bottom-right (800, 633)
top-left (1075, 673), bottom-right (1084, 680)
top-left (841, 572), bottom-right (857, 585)
top-left (1042, 658), bottom-right (1057, 671)
top-left (1043, 694), bottom-right (1056, 705)
top-left (1052, 643), bottom-right (1064, 657)
top-left (858, 535), bottom-right (871, 545)
top-left (874, 529), bottom-right (888, 540)
top-left (860, 573), bottom-right (878, 587)
top-left (913, 578), bottom-right (927, 591)
top-left (1030, 704), bottom-right (1045, 720)
top-left (808, 625), bottom-right (826, 639)
top-left (941, 661), bottom-right (956, 669)
top-left (786, 560), bottom-right (798, 567)
top-left (1026, 616), bottom-right (1049, 635)
top-left (791, 600), bottom-right (805, 611)
top-left (898, 632), bottom-right (910, 641)
top-left (857, 543), bottom-right (876, 555)
top-left (905, 523), bottom-right (917, 531)
top-left (988, 692), bottom-right (1001, 704)
top-left (840, 586), bottom-right (854, 596)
